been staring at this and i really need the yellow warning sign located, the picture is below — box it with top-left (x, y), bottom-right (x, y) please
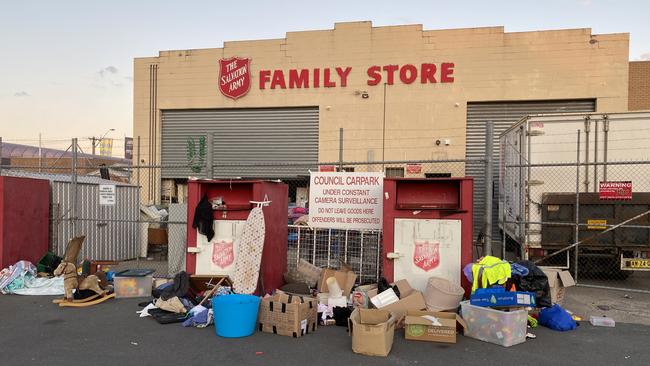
top-left (587, 219), bottom-right (607, 230)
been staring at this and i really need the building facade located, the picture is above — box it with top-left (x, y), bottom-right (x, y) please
top-left (133, 21), bottom-right (631, 204)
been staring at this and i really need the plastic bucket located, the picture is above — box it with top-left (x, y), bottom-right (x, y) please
top-left (212, 294), bottom-right (261, 338)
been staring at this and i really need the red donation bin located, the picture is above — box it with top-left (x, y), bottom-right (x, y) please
top-left (382, 178), bottom-right (473, 295)
top-left (0, 176), bottom-right (49, 269)
top-left (186, 180), bottom-right (288, 293)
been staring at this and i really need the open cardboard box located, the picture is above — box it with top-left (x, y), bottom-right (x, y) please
top-left (405, 310), bottom-right (467, 344)
top-left (318, 264), bottom-right (357, 297)
top-left (367, 279), bottom-right (427, 323)
top-left (541, 268), bottom-right (575, 305)
top-left (348, 309), bottom-right (396, 357)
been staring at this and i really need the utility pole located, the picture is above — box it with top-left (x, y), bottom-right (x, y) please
top-left (382, 83), bottom-right (387, 171)
top-left (89, 128), bottom-right (114, 156)
top-left (38, 133), bottom-right (42, 172)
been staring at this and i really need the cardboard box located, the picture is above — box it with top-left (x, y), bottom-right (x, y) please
top-left (470, 288), bottom-right (536, 308)
top-left (359, 308), bottom-right (391, 325)
top-left (349, 309), bottom-right (396, 357)
top-left (297, 259), bottom-right (322, 287)
top-left (542, 269), bottom-right (576, 305)
top-left (405, 310), bottom-right (467, 343)
top-left (318, 267), bottom-right (357, 296)
top-left (258, 293), bottom-right (318, 337)
top-left (367, 279), bottom-right (427, 323)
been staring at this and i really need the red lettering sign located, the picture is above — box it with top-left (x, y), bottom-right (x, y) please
top-left (256, 62), bottom-right (456, 89)
top-left (319, 165), bottom-right (336, 172)
top-left (219, 57), bottom-right (251, 100)
top-left (599, 181), bottom-right (632, 200)
top-left (413, 240), bottom-right (440, 272)
top-left (406, 164), bottom-right (422, 174)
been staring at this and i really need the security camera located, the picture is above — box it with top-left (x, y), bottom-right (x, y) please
top-left (435, 139), bottom-right (441, 146)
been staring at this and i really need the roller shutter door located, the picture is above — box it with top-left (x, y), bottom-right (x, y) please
top-left (161, 107), bottom-right (319, 178)
top-left (466, 99), bottom-right (596, 242)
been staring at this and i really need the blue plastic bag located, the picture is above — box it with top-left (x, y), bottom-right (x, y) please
top-left (539, 304), bottom-right (577, 331)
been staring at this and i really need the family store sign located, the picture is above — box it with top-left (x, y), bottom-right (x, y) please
top-left (218, 57), bottom-right (455, 99)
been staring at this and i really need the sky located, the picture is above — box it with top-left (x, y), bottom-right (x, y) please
top-left (1, 0), bottom-right (648, 155)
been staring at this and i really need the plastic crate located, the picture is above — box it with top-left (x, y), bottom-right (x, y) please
top-left (114, 269), bottom-right (154, 298)
top-left (460, 301), bottom-right (527, 347)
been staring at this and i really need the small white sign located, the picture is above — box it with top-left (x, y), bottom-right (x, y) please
top-left (99, 184), bottom-right (116, 206)
top-left (309, 172), bottom-right (384, 230)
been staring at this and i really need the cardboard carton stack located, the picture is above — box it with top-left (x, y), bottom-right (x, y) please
top-left (258, 292), bottom-right (318, 338)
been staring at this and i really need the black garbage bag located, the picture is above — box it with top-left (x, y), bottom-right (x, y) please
top-left (333, 307), bottom-right (353, 327)
top-left (513, 260), bottom-right (552, 308)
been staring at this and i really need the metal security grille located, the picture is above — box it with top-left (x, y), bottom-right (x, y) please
top-left (161, 107), bottom-right (319, 178)
top-left (466, 99), bottom-right (596, 244)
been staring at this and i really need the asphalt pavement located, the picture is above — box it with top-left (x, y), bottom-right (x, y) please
top-left (1, 295), bottom-right (649, 366)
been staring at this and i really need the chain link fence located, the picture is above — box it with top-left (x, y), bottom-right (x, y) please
top-left (8, 130), bottom-right (648, 294)
top-left (0, 136), bottom-right (491, 283)
top-left (501, 129), bottom-right (650, 293)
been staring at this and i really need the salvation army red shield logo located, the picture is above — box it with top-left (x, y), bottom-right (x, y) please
top-left (218, 57), bottom-right (251, 100)
top-left (413, 240), bottom-right (440, 271)
top-left (212, 240), bottom-right (234, 269)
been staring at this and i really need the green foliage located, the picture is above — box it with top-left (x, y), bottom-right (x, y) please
top-left (186, 136), bottom-right (206, 173)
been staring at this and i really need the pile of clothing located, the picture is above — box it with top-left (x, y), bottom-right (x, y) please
top-left (137, 271), bottom-right (232, 328)
top-left (0, 260), bottom-right (64, 296)
top-left (465, 256), bottom-right (576, 332)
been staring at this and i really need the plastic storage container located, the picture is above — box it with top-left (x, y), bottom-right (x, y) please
top-left (460, 301), bottom-right (527, 347)
top-left (213, 294), bottom-right (261, 338)
top-left (113, 269), bottom-right (155, 298)
top-left (589, 316), bottom-right (615, 327)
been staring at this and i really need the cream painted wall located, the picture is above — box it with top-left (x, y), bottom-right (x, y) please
top-left (133, 21), bottom-right (629, 200)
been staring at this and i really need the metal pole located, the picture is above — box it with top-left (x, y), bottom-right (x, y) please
top-left (344, 230), bottom-right (349, 263)
top-left (594, 120), bottom-right (599, 191)
top-left (603, 116), bottom-right (609, 181)
top-left (206, 133), bottom-right (214, 179)
top-left (136, 136), bottom-right (142, 265)
top-left (91, 136), bottom-right (96, 155)
top-left (382, 83), bottom-right (387, 171)
top-left (574, 130), bottom-right (581, 284)
top-left (360, 231), bottom-right (364, 283)
top-left (502, 146), bottom-right (508, 260)
top-left (327, 229), bottom-right (332, 268)
top-left (312, 229), bottom-right (317, 265)
top-left (583, 117), bottom-right (590, 192)
top-left (484, 120), bottom-right (494, 256)
top-left (39, 133), bottom-right (42, 173)
top-left (375, 232), bottom-right (381, 282)
top-left (71, 138), bottom-right (78, 237)
top-left (339, 127), bottom-right (344, 172)
top-left (296, 227), bottom-right (301, 267)
top-left (518, 127), bottom-right (525, 260)
top-left (136, 136), bottom-right (141, 188)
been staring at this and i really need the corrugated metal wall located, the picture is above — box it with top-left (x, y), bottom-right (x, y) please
top-left (52, 182), bottom-right (140, 261)
top-left (465, 99), bottom-right (596, 243)
top-left (161, 107), bottom-right (319, 178)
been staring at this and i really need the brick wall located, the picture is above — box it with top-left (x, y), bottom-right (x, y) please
top-left (629, 61), bottom-right (650, 110)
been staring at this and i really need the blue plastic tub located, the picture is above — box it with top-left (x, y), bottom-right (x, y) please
top-left (212, 294), bottom-right (261, 338)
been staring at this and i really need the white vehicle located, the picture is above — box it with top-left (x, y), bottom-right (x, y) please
top-left (499, 111), bottom-right (650, 274)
